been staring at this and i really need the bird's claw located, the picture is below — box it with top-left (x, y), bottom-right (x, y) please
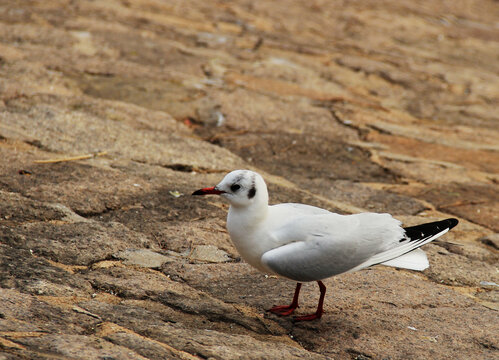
top-left (292, 312), bottom-right (323, 322)
top-left (267, 304), bottom-right (299, 316)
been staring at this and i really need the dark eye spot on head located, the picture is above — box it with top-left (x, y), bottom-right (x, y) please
top-left (230, 184), bottom-right (241, 192)
top-left (248, 186), bottom-right (256, 199)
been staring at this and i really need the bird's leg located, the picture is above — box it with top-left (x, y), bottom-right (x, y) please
top-left (268, 282), bottom-right (302, 316)
top-left (293, 281), bottom-right (326, 321)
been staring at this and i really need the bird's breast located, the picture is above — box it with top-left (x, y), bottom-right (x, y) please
top-left (227, 217), bottom-right (275, 273)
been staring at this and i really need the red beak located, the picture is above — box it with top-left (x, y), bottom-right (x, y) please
top-left (192, 186), bottom-right (225, 196)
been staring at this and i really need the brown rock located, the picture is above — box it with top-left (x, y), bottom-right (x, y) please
top-left (0, 0), bottom-right (497, 359)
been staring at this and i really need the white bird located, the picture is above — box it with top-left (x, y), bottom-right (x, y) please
top-left (193, 170), bottom-right (458, 321)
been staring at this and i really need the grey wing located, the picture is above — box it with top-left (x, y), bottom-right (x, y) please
top-left (271, 203), bottom-right (332, 216)
top-left (261, 213), bottom-right (404, 282)
top-left (261, 239), bottom-right (357, 282)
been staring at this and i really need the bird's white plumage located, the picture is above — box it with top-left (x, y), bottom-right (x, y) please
top-left (194, 170), bottom-right (458, 321)
top-left (380, 248), bottom-right (429, 271)
top-left (261, 211), bottom-right (404, 281)
top-left (347, 227), bottom-right (449, 273)
top-left (208, 170), bottom-right (436, 282)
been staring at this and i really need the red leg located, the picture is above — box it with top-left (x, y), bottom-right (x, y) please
top-left (293, 281), bottom-right (326, 322)
top-left (268, 283), bottom-right (302, 316)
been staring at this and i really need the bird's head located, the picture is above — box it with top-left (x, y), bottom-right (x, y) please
top-left (192, 170), bottom-right (268, 208)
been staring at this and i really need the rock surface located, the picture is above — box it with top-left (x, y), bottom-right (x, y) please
top-left (114, 249), bottom-right (174, 269)
top-left (0, 0), bottom-right (498, 359)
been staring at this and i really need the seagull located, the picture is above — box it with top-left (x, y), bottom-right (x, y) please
top-left (193, 170), bottom-right (458, 321)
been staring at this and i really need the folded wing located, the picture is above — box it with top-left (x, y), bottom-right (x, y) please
top-left (262, 215), bottom-right (458, 281)
top-left (261, 212), bottom-right (404, 281)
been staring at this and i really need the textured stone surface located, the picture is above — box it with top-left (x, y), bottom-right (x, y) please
top-left (189, 245), bottom-right (233, 263)
top-left (0, 0), bottom-right (498, 359)
top-left (114, 249), bottom-right (173, 269)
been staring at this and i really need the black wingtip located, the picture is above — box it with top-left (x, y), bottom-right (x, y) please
top-left (445, 218), bottom-right (459, 230)
top-left (192, 189), bottom-right (204, 196)
top-left (402, 218), bottom-right (459, 243)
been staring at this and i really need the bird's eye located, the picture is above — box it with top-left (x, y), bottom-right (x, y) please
top-left (230, 184), bottom-right (241, 192)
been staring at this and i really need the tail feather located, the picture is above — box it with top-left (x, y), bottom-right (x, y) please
top-left (381, 248), bottom-right (429, 271)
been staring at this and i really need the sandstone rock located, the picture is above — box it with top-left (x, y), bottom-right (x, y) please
top-left (0, 244), bottom-right (93, 297)
top-left (16, 334), bottom-right (149, 360)
top-left (0, 0), bottom-right (497, 359)
top-left (480, 233), bottom-right (499, 251)
top-left (0, 221), bottom-right (154, 266)
top-left (114, 249), bottom-right (173, 269)
top-left (189, 245), bottom-right (232, 263)
top-left (78, 301), bottom-right (327, 360)
top-left (0, 288), bottom-right (99, 335)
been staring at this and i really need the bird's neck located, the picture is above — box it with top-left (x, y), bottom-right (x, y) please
top-left (229, 198), bottom-right (267, 222)
top-left (227, 197), bottom-right (268, 237)
top-left (226, 200), bottom-right (269, 271)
